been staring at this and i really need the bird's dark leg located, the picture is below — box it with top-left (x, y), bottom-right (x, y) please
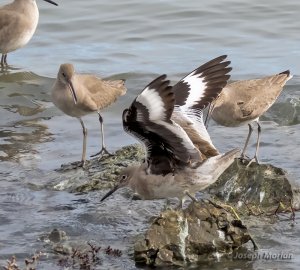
top-left (4, 54), bottom-right (7, 65)
top-left (184, 190), bottom-right (198, 203)
top-left (241, 123), bottom-right (253, 161)
top-left (1, 54), bottom-right (6, 66)
top-left (247, 121), bottom-right (261, 167)
top-left (91, 112), bottom-right (112, 158)
top-left (79, 118), bottom-right (87, 166)
top-left (70, 118), bottom-right (87, 168)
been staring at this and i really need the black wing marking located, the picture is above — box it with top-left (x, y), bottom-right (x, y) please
top-left (123, 75), bottom-right (200, 174)
top-left (173, 55), bottom-right (231, 110)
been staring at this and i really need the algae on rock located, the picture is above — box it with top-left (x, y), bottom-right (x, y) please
top-left (208, 159), bottom-right (295, 216)
top-left (134, 200), bottom-right (256, 267)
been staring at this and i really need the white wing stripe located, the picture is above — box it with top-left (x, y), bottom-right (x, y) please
top-left (182, 71), bottom-right (207, 109)
top-left (136, 86), bottom-right (165, 121)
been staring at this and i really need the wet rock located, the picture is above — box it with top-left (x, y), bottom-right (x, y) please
top-left (39, 228), bottom-right (74, 255)
top-left (50, 144), bottom-right (298, 266)
top-left (48, 228), bottom-right (67, 243)
top-left (51, 144), bottom-right (144, 192)
top-left (53, 144), bottom-right (297, 217)
top-left (134, 200), bottom-right (255, 267)
top-left (208, 159), bottom-right (296, 216)
top-left (39, 228), bottom-right (68, 244)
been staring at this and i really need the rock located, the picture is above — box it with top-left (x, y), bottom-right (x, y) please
top-left (134, 200), bottom-right (256, 267)
top-left (53, 144), bottom-right (297, 217)
top-left (208, 159), bottom-right (296, 217)
top-left (39, 228), bottom-right (73, 255)
top-left (51, 144), bottom-right (144, 192)
top-left (51, 144), bottom-right (298, 266)
top-left (48, 228), bottom-right (67, 243)
top-left (39, 228), bottom-right (68, 244)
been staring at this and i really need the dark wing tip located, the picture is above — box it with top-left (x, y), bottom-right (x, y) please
top-left (279, 70), bottom-right (290, 76)
top-left (173, 55), bottom-right (232, 110)
top-left (147, 74), bottom-right (168, 86)
top-left (141, 74), bottom-right (174, 121)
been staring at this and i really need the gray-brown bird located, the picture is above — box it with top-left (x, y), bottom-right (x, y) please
top-left (0, 0), bottom-right (58, 66)
top-left (51, 63), bottom-right (127, 167)
top-left (101, 56), bottom-right (239, 205)
top-left (209, 70), bottom-right (292, 165)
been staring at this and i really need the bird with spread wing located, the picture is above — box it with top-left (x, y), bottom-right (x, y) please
top-left (101, 55), bottom-right (240, 206)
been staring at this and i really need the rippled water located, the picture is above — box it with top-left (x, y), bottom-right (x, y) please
top-left (0, 0), bottom-right (300, 269)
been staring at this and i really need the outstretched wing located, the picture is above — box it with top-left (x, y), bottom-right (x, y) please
top-left (123, 75), bottom-right (200, 174)
top-left (173, 55), bottom-right (231, 110)
top-left (171, 55), bottom-right (232, 158)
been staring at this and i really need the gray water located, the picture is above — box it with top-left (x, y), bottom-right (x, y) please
top-left (0, 0), bottom-right (300, 269)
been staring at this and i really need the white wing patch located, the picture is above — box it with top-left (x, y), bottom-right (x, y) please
top-left (136, 86), bottom-right (165, 121)
top-left (182, 71), bottom-right (206, 109)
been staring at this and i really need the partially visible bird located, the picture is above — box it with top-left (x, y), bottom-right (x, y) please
top-left (209, 70), bottom-right (292, 165)
top-left (0, 0), bottom-right (58, 66)
top-left (51, 63), bottom-right (127, 167)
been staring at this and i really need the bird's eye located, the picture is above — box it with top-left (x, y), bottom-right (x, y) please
top-left (121, 175), bottom-right (127, 181)
top-left (62, 72), bottom-right (66, 77)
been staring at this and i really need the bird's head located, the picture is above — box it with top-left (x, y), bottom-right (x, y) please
top-left (58, 63), bottom-right (77, 104)
top-left (100, 166), bottom-right (137, 202)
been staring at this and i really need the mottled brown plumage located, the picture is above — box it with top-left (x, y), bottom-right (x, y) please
top-left (211, 70), bottom-right (292, 164)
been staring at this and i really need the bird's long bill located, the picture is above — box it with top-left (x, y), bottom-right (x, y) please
top-left (43, 0), bottom-right (58, 6)
top-left (68, 81), bottom-right (78, 104)
top-left (100, 185), bottom-right (120, 202)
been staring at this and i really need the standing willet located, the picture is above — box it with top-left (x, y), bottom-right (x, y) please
top-left (101, 58), bottom-right (239, 205)
top-left (210, 70), bottom-right (292, 165)
top-left (51, 63), bottom-right (127, 167)
top-left (0, 0), bottom-right (58, 66)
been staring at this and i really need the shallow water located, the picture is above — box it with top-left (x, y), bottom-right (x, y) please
top-left (0, 0), bottom-right (300, 269)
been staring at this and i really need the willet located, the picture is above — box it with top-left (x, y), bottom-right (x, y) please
top-left (210, 70), bottom-right (292, 165)
top-left (51, 63), bottom-right (126, 167)
top-left (0, 0), bottom-right (58, 66)
top-left (101, 57), bottom-right (239, 205)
